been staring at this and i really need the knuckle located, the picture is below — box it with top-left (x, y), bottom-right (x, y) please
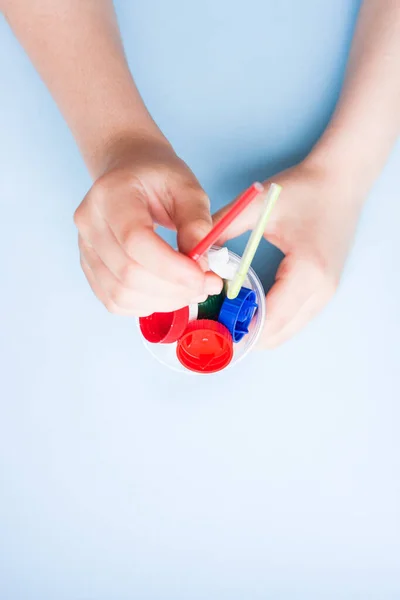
top-left (109, 284), bottom-right (125, 306)
top-left (121, 227), bottom-right (148, 257)
top-left (120, 228), bottom-right (137, 256)
top-left (92, 175), bottom-right (113, 200)
top-left (120, 262), bottom-right (137, 288)
top-left (86, 175), bottom-right (118, 211)
top-left (104, 300), bottom-right (120, 315)
top-left (73, 204), bottom-right (86, 229)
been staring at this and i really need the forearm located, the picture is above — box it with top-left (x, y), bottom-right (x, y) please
top-left (309, 0), bottom-right (400, 195)
top-left (1, 0), bottom-right (166, 177)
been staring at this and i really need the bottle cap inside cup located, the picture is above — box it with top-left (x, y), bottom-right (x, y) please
top-left (176, 320), bottom-right (233, 373)
top-left (139, 306), bottom-right (189, 344)
top-left (219, 287), bottom-right (258, 343)
top-left (197, 291), bottom-right (225, 320)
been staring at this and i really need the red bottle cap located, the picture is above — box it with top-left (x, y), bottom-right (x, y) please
top-left (139, 306), bottom-right (189, 344)
top-left (176, 320), bottom-right (233, 374)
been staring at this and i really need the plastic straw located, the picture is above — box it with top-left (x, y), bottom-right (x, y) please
top-left (227, 183), bottom-right (282, 300)
top-left (188, 182), bottom-right (264, 261)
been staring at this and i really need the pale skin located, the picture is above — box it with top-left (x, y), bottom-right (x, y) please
top-left (1, 0), bottom-right (399, 347)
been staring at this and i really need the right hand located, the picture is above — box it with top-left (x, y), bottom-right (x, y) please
top-left (74, 139), bottom-right (223, 316)
top-left (213, 160), bottom-right (363, 348)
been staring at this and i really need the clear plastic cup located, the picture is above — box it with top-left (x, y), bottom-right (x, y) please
top-left (138, 248), bottom-right (266, 374)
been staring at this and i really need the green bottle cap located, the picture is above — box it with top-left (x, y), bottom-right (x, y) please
top-left (197, 291), bottom-right (225, 320)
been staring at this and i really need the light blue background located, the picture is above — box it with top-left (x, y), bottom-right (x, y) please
top-left (1, 1), bottom-right (400, 598)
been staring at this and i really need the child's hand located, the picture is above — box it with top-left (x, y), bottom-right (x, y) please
top-left (213, 161), bottom-right (364, 348)
top-left (74, 139), bottom-right (222, 316)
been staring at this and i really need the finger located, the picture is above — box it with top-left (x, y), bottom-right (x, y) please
top-left (259, 255), bottom-right (337, 349)
top-left (80, 238), bottom-right (203, 313)
top-left (77, 207), bottom-right (221, 299)
top-left (171, 180), bottom-right (213, 255)
top-left (79, 235), bottom-right (209, 303)
top-left (76, 204), bottom-right (139, 288)
top-left (80, 257), bottom-right (140, 316)
top-left (101, 189), bottom-right (207, 292)
top-left (170, 181), bottom-right (228, 295)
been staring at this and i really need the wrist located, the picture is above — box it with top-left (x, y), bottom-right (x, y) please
top-left (304, 125), bottom-right (374, 206)
top-left (92, 126), bottom-right (172, 177)
top-left (74, 74), bottom-right (170, 179)
top-left (87, 117), bottom-right (170, 179)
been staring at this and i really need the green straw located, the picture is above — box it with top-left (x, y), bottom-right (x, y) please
top-left (227, 183), bottom-right (282, 300)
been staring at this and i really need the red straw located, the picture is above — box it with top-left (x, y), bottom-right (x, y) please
top-left (188, 182), bottom-right (264, 261)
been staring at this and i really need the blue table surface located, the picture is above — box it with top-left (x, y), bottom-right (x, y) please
top-left (1, 1), bottom-right (399, 599)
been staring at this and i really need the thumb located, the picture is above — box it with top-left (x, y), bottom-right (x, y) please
top-left (260, 254), bottom-right (337, 349)
top-left (173, 183), bottom-right (213, 256)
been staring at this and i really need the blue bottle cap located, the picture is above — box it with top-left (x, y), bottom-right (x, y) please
top-left (218, 286), bottom-right (258, 343)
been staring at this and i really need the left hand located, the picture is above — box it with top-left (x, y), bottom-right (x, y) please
top-left (212, 161), bottom-right (364, 348)
top-left (74, 138), bottom-right (222, 316)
